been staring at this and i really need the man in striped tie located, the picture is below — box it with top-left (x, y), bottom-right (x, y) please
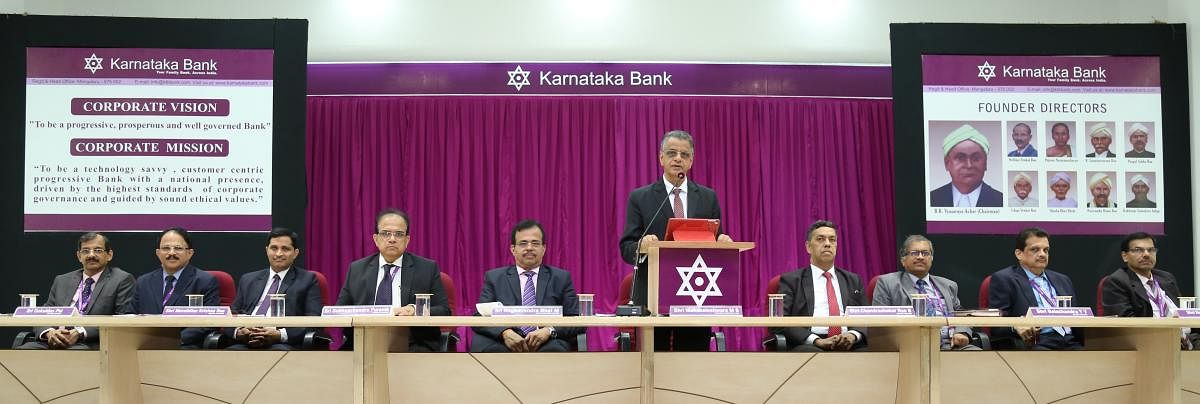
top-left (224, 228), bottom-right (324, 350)
top-left (17, 232), bottom-right (135, 350)
top-left (1101, 232), bottom-right (1193, 349)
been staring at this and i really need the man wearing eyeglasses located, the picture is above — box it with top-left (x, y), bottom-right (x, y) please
top-left (17, 232), bottom-right (135, 350)
top-left (619, 129), bottom-right (733, 351)
top-left (336, 208), bottom-right (450, 352)
top-left (988, 227), bottom-right (1081, 350)
top-left (130, 227), bottom-right (220, 348)
top-left (872, 235), bottom-right (978, 350)
top-left (471, 220), bottom-right (582, 352)
top-left (1101, 232), bottom-right (1192, 349)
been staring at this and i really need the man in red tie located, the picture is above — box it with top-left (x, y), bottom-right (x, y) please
top-left (770, 221), bottom-right (867, 351)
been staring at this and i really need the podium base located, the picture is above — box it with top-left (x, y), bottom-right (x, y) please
top-left (616, 305), bottom-right (647, 316)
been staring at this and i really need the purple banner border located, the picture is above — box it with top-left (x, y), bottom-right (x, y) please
top-left (928, 221), bottom-right (1165, 236)
top-left (25, 214), bottom-right (271, 232)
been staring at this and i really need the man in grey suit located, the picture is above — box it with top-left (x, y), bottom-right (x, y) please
top-left (872, 235), bottom-right (978, 350)
top-left (472, 220), bottom-right (582, 352)
top-left (18, 232), bottom-right (135, 350)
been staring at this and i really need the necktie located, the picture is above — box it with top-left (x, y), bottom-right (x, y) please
top-left (823, 271), bottom-right (841, 336)
top-left (671, 188), bottom-right (684, 218)
top-left (915, 279), bottom-right (942, 316)
top-left (1147, 280), bottom-right (1168, 317)
top-left (520, 271), bottom-right (537, 334)
top-left (78, 278), bottom-right (94, 312)
top-left (374, 264), bottom-right (399, 306)
top-left (254, 274), bottom-right (283, 315)
top-left (162, 275), bottom-right (176, 306)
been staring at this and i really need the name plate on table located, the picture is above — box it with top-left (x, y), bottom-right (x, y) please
top-left (1027, 307), bottom-right (1093, 317)
top-left (669, 305), bottom-right (742, 316)
top-left (163, 306), bottom-right (231, 317)
top-left (492, 306), bottom-right (563, 316)
top-left (13, 306), bottom-right (78, 316)
top-left (321, 305), bottom-right (394, 317)
top-left (845, 306), bottom-right (915, 316)
top-left (1176, 309), bottom-right (1200, 318)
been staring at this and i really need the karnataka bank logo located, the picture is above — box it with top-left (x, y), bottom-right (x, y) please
top-left (506, 65), bottom-right (532, 91)
top-left (676, 255), bottom-right (723, 305)
top-left (83, 53), bottom-right (104, 74)
top-left (977, 61), bottom-right (997, 82)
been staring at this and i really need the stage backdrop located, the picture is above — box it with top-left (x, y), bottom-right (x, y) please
top-left (306, 63), bottom-right (894, 351)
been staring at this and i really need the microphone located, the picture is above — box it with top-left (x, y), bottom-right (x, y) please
top-left (618, 172), bottom-right (684, 316)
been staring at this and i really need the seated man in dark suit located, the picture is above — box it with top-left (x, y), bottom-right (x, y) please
top-left (770, 220), bottom-right (867, 351)
top-left (472, 220), bottom-right (582, 352)
top-left (130, 227), bottom-right (221, 348)
top-left (988, 227), bottom-right (1082, 350)
top-left (18, 232), bottom-right (135, 350)
top-left (1101, 232), bottom-right (1191, 349)
top-left (872, 235), bottom-right (978, 350)
top-left (224, 228), bottom-right (324, 350)
top-left (336, 208), bottom-right (450, 352)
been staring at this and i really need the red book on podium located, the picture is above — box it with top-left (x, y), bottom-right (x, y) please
top-left (664, 218), bottom-right (720, 241)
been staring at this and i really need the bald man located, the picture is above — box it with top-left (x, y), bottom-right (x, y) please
top-left (1087, 173), bottom-right (1117, 208)
top-left (930, 124), bottom-right (1003, 207)
top-left (1085, 123), bottom-right (1116, 158)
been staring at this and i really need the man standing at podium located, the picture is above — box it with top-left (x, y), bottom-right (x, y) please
top-left (988, 227), bottom-right (1082, 350)
top-left (619, 130), bottom-right (732, 351)
top-left (770, 221), bottom-right (867, 351)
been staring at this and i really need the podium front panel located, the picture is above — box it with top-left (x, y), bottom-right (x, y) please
top-left (656, 248), bottom-right (742, 314)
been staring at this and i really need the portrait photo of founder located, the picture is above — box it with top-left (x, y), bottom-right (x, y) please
top-left (1084, 121), bottom-right (1116, 158)
top-left (1047, 172), bottom-right (1078, 208)
top-left (1007, 122), bottom-right (1037, 157)
top-left (1008, 171), bottom-right (1038, 208)
top-left (1046, 122), bottom-right (1076, 158)
top-left (1125, 122), bottom-right (1156, 158)
top-left (928, 121), bottom-right (1003, 208)
top-left (1086, 171), bottom-right (1118, 208)
top-left (1126, 173), bottom-right (1158, 209)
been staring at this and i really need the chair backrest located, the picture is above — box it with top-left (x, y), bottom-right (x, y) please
top-left (618, 272), bottom-right (634, 304)
top-left (312, 271), bottom-right (333, 306)
top-left (766, 274), bottom-right (782, 295)
top-left (866, 274), bottom-right (882, 303)
top-left (1096, 275), bottom-right (1109, 316)
top-left (978, 275), bottom-right (992, 309)
top-left (439, 272), bottom-right (457, 315)
top-left (205, 270), bottom-right (236, 306)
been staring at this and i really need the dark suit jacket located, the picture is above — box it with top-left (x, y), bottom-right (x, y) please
top-left (619, 179), bottom-right (723, 305)
top-left (929, 182), bottom-right (1004, 207)
top-left (130, 265), bottom-right (221, 347)
top-left (470, 265), bottom-right (582, 351)
top-left (223, 266), bottom-right (325, 347)
top-left (36, 266), bottom-right (135, 345)
top-left (1086, 151), bottom-right (1116, 158)
top-left (1102, 266), bottom-right (1180, 317)
top-left (336, 252), bottom-right (450, 352)
top-left (1008, 147), bottom-right (1038, 157)
top-left (769, 266), bottom-right (868, 349)
top-left (988, 264), bottom-right (1075, 317)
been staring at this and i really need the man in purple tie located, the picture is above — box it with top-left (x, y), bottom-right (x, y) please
top-left (129, 227), bottom-right (221, 348)
top-left (471, 220), bottom-right (582, 352)
top-left (17, 232), bottom-right (134, 350)
top-left (223, 228), bottom-right (324, 350)
top-left (1101, 232), bottom-right (1192, 349)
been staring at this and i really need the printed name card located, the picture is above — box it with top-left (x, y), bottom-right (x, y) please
top-left (1175, 309), bottom-right (1200, 318)
top-left (492, 306), bottom-right (563, 316)
top-left (845, 306), bottom-right (916, 316)
top-left (13, 306), bottom-right (78, 316)
top-left (163, 306), bottom-right (231, 317)
top-left (321, 305), bottom-right (394, 317)
top-left (1027, 307), bottom-right (1093, 317)
top-left (669, 305), bottom-right (743, 317)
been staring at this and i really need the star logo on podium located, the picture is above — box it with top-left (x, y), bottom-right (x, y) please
top-left (506, 65), bottom-right (531, 91)
top-left (977, 61), bottom-right (996, 82)
top-left (676, 255), bottom-right (723, 305)
top-left (83, 53), bottom-right (104, 74)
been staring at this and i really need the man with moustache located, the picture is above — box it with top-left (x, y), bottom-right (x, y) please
top-left (1126, 175), bottom-right (1157, 208)
top-left (17, 232), bottom-right (135, 350)
top-left (1125, 123), bottom-right (1156, 158)
top-left (929, 124), bottom-right (1004, 207)
top-left (988, 227), bottom-right (1082, 350)
top-left (1009, 172), bottom-right (1037, 207)
top-left (770, 221), bottom-right (867, 351)
top-left (223, 228), bottom-right (324, 350)
top-left (130, 227), bottom-right (221, 348)
top-left (1007, 123), bottom-right (1037, 157)
top-left (619, 130), bottom-right (733, 351)
top-left (873, 235), bottom-right (977, 350)
top-left (472, 220), bottom-right (582, 352)
top-left (1101, 232), bottom-right (1190, 349)
top-left (1085, 123), bottom-right (1116, 158)
top-left (1047, 172), bottom-right (1077, 208)
top-left (1046, 122), bottom-right (1073, 157)
top-left (1087, 173), bottom-right (1117, 208)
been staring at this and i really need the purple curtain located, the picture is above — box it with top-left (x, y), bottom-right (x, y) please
top-left (306, 96), bottom-right (895, 351)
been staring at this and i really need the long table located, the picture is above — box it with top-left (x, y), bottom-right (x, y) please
top-left (0, 315), bottom-right (1197, 404)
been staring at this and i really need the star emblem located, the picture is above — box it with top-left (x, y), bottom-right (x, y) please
top-left (977, 61), bottom-right (996, 82)
top-left (83, 53), bottom-right (104, 74)
top-left (506, 65), bottom-right (531, 91)
top-left (676, 255), bottom-right (723, 305)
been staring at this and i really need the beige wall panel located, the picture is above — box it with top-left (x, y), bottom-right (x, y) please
top-left (999, 351), bottom-right (1135, 403)
top-left (475, 352), bottom-right (639, 403)
top-left (140, 350), bottom-right (283, 403)
top-left (766, 352), bottom-right (898, 403)
top-left (247, 352), bottom-right (353, 403)
top-left (0, 351), bottom-right (98, 400)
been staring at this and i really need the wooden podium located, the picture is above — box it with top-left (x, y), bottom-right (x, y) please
top-left (640, 240), bottom-right (754, 315)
